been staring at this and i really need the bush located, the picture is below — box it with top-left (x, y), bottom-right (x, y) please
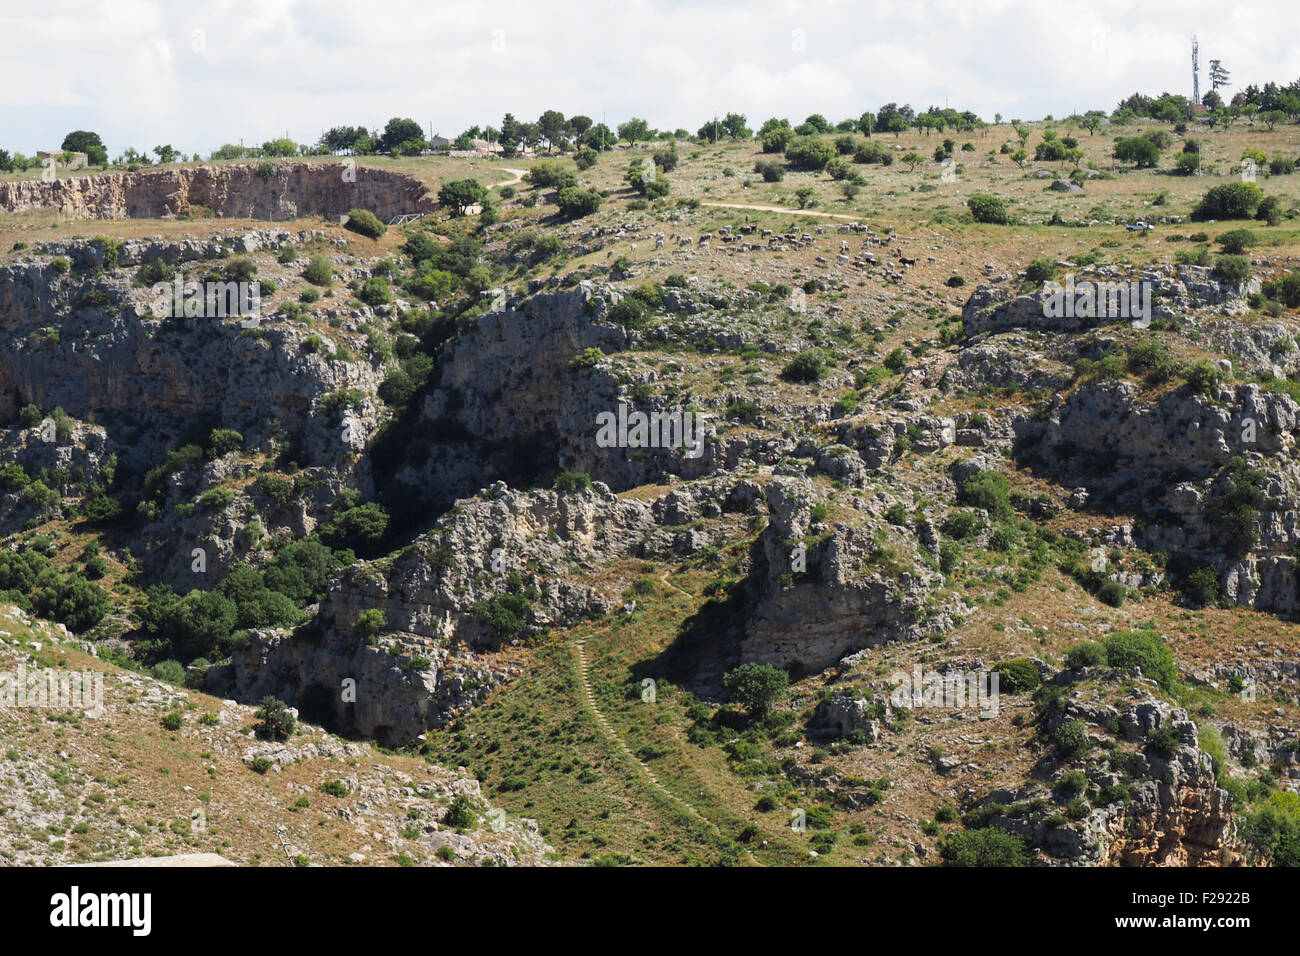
top-left (1064, 642), bottom-right (1107, 669)
top-left (553, 471), bottom-right (592, 493)
top-left (1103, 629), bottom-right (1177, 690)
top-left (942, 510), bottom-right (985, 540)
top-left (939, 829), bottom-right (1029, 866)
top-left (960, 472), bottom-right (1013, 520)
top-left (160, 712), bottom-right (183, 731)
top-left (1052, 720), bottom-right (1089, 757)
top-left (320, 779), bottom-right (349, 797)
top-left (353, 608), bottom-right (387, 644)
top-left (1114, 136), bottom-right (1161, 168)
top-left (1212, 254), bottom-right (1252, 285)
top-left (781, 349), bottom-right (828, 383)
top-left (1097, 580), bottom-right (1127, 607)
top-left (722, 663), bottom-right (789, 717)
top-left (303, 254), bottom-right (333, 286)
top-left (1216, 229), bottom-right (1257, 255)
top-left (1191, 183), bottom-right (1263, 221)
top-left (1256, 195), bottom-right (1284, 226)
top-left (1057, 770), bottom-right (1088, 797)
top-left (207, 428), bottom-right (244, 457)
top-left (1024, 257), bottom-right (1056, 283)
top-left (556, 186), bottom-right (601, 218)
top-left (358, 276), bottom-right (390, 306)
top-left (1173, 152), bottom-right (1200, 175)
top-left (151, 659), bottom-right (186, 684)
top-left (754, 160), bottom-right (785, 182)
top-left (253, 696), bottom-right (296, 741)
top-left (968, 193), bottom-right (1011, 224)
top-left (1182, 359), bottom-right (1221, 395)
top-left (784, 135), bottom-right (835, 170)
top-left (444, 794), bottom-right (478, 830)
top-left (993, 658), bottom-right (1040, 694)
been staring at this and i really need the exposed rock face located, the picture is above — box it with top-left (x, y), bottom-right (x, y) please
top-left (742, 478), bottom-right (954, 675)
top-left (208, 478), bottom-right (756, 743)
top-left (408, 281), bottom-right (723, 502)
top-left (0, 163), bottom-right (435, 222)
top-left (1014, 379), bottom-right (1300, 616)
top-left (980, 685), bottom-right (1238, 866)
top-left (962, 266), bottom-right (1259, 337)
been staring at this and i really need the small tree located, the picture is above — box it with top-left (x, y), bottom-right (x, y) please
top-left (439, 178), bottom-right (489, 216)
top-left (722, 663), bottom-right (789, 717)
top-left (254, 696), bottom-right (296, 741)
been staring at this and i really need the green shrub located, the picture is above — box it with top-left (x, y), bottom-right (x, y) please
top-left (160, 712), bottom-right (183, 731)
top-left (444, 794), bottom-right (478, 830)
top-left (781, 349), bottom-right (828, 383)
top-left (1102, 629), bottom-right (1177, 690)
top-left (993, 658), bottom-right (1040, 694)
top-left (1216, 229), bottom-right (1257, 255)
top-left (722, 663), bottom-right (789, 717)
top-left (1097, 580), bottom-right (1127, 607)
top-left (1064, 642), bottom-right (1107, 669)
top-left (968, 193), bottom-right (1011, 224)
top-left (253, 696), bottom-right (296, 741)
top-left (939, 828), bottom-right (1028, 866)
top-left (553, 471), bottom-right (592, 493)
top-left (344, 209), bottom-right (385, 239)
top-left (303, 254), bottom-right (333, 286)
top-left (1052, 720), bottom-right (1089, 757)
top-left (320, 779), bottom-right (349, 797)
top-left (1191, 182), bottom-right (1264, 221)
top-left (1057, 770), bottom-right (1088, 797)
top-left (1213, 254), bottom-right (1252, 285)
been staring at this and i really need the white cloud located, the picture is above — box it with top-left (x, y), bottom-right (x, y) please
top-left (1, 0), bottom-right (1297, 154)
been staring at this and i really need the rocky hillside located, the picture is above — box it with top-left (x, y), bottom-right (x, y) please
top-left (1, 134), bottom-right (1298, 867)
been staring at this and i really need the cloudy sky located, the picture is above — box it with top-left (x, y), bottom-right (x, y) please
top-left (3, 0), bottom-right (1297, 156)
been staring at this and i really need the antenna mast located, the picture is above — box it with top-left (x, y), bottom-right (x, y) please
top-left (1192, 35), bottom-right (1200, 105)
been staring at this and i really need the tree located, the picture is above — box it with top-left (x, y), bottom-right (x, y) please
top-left (567, 115), bottom-right (593, 141)
top-left (857, 111), bottom-right (875, 137)
top-left (721, 112), bottom-right (750, 140)
top-left (901, 151), bottom-right (924, 170)
top-left (1260, 110), bottom-right (1287, 131)
top-left (784, 135), bottom-right (835, 169)
top-left (1011, 148), bottom-right (1028, 168)
top-left (722, 663), bottom-right (789, 716)
top-left (618, 117), bottom-right (650, 146)
top-left (61, 130), bottom-right (107, 165)
top-left (968, 193), bottom-right (1011, 224)
top-left (556, 186), bottom-right (601, 218)
top-left (381, 117), bottom-right (424, 152)
top-left (153, 144), bottom-right (178, 164)
top-left (1202, 89), bottom-right (1224, 111)
top-left (1209, 59), bottom-right (1231, 91)
top-left (583, 123), bottom-right (616, 150)
top-left (438, 178), bottom-right (489, 216)
top-left (1114, 136), bottom-right (1160, 168)
top-left (1191, 182), bottom-right (1263, 220)
top-left (537, 109), bottom-right (567, 152)
top-left (254, 696), bottom-right (296, 741)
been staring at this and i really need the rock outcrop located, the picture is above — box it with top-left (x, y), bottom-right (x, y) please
top-left (0, 162), bottom-right (435, 222)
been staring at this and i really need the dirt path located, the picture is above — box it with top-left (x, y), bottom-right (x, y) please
top-left (572, 637), bottom-right (728, 836)
top-left (700, 201), bottom-right (861, 221)
top-left (490, 167), bottom-right (527, 188)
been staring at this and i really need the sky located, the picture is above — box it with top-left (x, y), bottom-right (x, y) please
top-left (2, 0), bottom-right (1298, 157)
